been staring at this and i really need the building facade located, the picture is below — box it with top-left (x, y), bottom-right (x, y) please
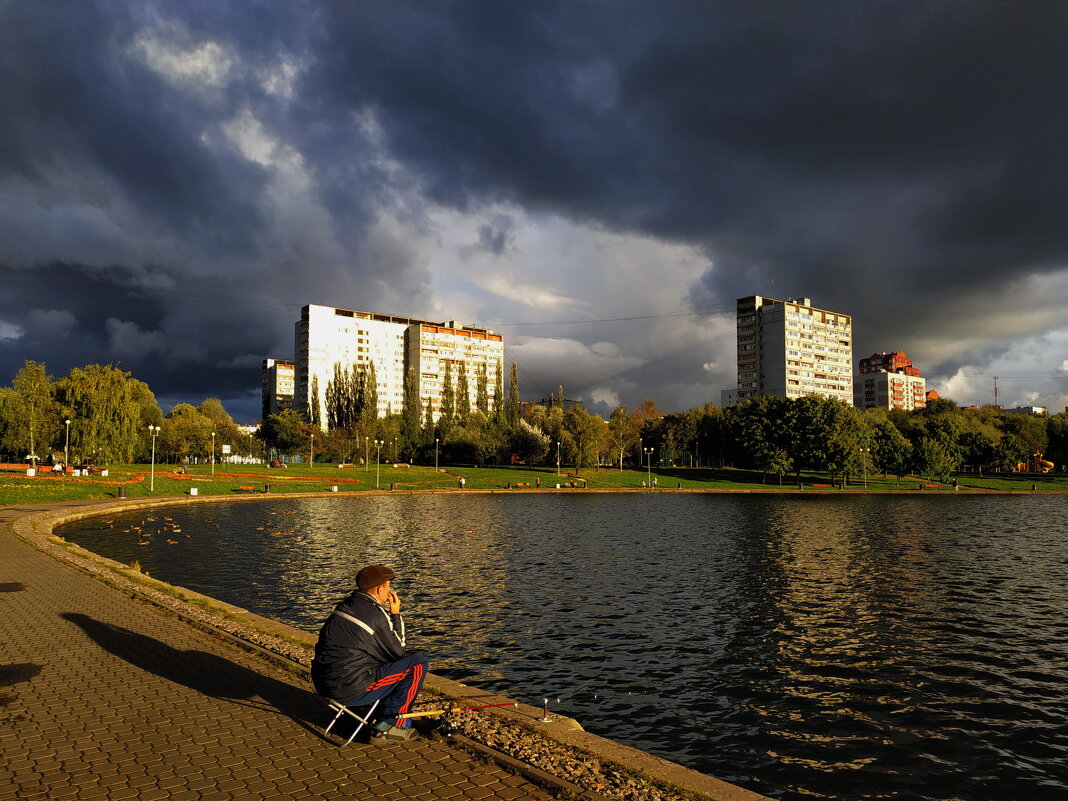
top-left (261, 358), bottom-right (295, 420)
top-left (294, 304), bottom-right (504, 427)
top-left (732, 295), bottom-right (853, 405)
top-left (853, 351), bottom-right (927, 411)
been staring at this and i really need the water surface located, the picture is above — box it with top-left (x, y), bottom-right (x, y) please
top-left (59, 494), bottom-right (1068, 801)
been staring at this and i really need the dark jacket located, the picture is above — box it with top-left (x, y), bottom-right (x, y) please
top-left (311, 589), bottom-right (407, 701)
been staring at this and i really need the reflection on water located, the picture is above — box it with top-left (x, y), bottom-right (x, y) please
top-left (58, 495), bottom-right (1068, 801)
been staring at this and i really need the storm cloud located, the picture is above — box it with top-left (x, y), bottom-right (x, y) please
top-left (2, 1), bottom-right (1066, 419)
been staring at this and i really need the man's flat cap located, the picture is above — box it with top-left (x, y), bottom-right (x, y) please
top-left (357, 564), bottom-right (396, 591)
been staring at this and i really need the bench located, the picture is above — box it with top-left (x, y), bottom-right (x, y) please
top-left (514, 482), bottom-right (530, 488)
top-left (0, 463), bottom-right (31, 472)
top-left (811, 483), bottom-right (830, 488)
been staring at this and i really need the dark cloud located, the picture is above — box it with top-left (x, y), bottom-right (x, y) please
top-left (2, 1), bottom-right (1067, 418)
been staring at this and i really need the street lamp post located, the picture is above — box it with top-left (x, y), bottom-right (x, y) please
top-left (64, 418), bottom-right (71, 468)
top-left (309, 432), bottom-right (315, 466)
top-left (435, 437), bottom-right (439, 472)
top-left (374, 439), bottom-right (383, 489)
top-left (248, 432), bottom-right (253, 460)
top-left (859, 447), bottom-right (870, 489)
top-left (210, 432), bottom-right (216, 475)
top-left (365, 436), bottom-right (370, 472)
top-left (148, 425), bottom-right (160, 491)
top-left (644, 447), bottom-right (654, 487)
top-left (556, 441), bottom-right (561, 476)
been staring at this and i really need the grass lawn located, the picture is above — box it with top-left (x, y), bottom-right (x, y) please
top-left (2, 462), bottom-right (1065, 506)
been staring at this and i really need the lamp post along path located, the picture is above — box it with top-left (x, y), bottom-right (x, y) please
top-left (148, 425), bottom-right (160, 492)
top-left (64, 419), bottom-right (71, 468)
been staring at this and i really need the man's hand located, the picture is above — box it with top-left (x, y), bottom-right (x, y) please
top-left (387, 590), bottom-right (402, 614)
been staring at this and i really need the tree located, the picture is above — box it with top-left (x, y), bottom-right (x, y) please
top-left (475, 362), bottom-right (489, 416)
top-left (439, 360), bottom-right (455, 438)
top-left (958, 430), bottom-right (996, 475)
top-left (510, 418), bottom-right (550, 465)
top-left (1047, 412), bottom-right (1068, 470)
top-left (402, 366), bottom-right (422, 457)
top-left (363, 361), bottom-right (378, 426)
top-left (507, 362), bottom-right (520, 426)
top-left (606, 405), bottom-right (642, 469)
top-left (997, 412), bottom-right (1048, 458)
top-left (259, 408), bottom-right (307, 457)
top-left (730, 395), bottom-right (794, 483)
top-left (162, 403), bottom-right (213, 461)
top-left (7, 360), bottom-right (57, 466)
top-left (913, 436), bottom-right (959, 481)
top-left (455, 361), bottom-right (471, 422)
top-left (310, 374), bottom-right (322, 428)
top-left (492, 361), bottom-right (504, 422)
top-left (57, 364), bottom-right (144, 465)
top-left (992, 434), bottom-right (1029, 473)
top-left (563, 405), bottom-right (607, 474)
top-left (871, 418), bottom-right (913, 479)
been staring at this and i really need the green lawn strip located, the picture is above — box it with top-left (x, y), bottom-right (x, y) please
top-left (2, 464), bottom-right (1065, 505)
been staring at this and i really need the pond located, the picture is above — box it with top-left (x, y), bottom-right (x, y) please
top-left (58, 494), bottom-right (1068, 801)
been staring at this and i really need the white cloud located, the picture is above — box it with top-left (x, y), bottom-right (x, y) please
top-left (589, 386), bottom-right (620, 407)
top-left (131, 26), bottom-right (234, 94)
top-left (0, 320), bottom-right (23, 340)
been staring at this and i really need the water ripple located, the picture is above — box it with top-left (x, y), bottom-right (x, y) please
top-left (58, 493), bottom-right (1068, 801)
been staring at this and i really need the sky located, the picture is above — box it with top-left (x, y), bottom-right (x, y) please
top-left (1, 0), bottom-right (1066, 423)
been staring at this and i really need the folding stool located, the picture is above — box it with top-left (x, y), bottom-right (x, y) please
top-left (323, 697), bottom-right (381, 745)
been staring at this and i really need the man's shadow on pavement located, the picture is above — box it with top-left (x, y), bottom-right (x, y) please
top-left (61, 612), bottom-right (336, 740)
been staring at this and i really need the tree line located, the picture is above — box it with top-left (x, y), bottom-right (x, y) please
top-left (3, 357), bottom-right (1066, 477)
top-left (260, 357), bottom-right (1068, 479)
top-left (0, 360), bottom-right (253, 466)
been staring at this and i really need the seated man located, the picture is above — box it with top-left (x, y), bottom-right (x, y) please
top-left (311, 564), bottom-right (428, 743)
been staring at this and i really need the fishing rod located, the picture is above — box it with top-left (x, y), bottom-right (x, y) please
top-left (397, 701), bottom-right (519, 720)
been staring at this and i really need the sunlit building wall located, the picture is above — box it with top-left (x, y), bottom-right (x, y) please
top-left (734, 295), bottom-right (854, 404)
top-left (295, 304), bottom-right (503, 426)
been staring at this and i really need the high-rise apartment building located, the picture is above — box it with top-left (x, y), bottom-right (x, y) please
top-left (733, 295), bottom-right (853, 404)
top-left (261, 358), bottom-right (295, 420)
top-left (853, 351), bottom-right (926, 411)
top-left (294, 304), bottom-right (504, 426)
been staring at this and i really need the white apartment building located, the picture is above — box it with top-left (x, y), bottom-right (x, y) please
top-left (854, 371), bottom-right (927, 411)
top-left (294, 304), bottom-right (504, 426)
top-left (733, 295), bottom-right (853, 405)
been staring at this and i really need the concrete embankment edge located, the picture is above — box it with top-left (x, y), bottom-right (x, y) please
top-left (9, 496), bottom-right (773, 801)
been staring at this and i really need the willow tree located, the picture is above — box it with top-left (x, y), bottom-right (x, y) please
top-left (58, 364), bottom-right (143, 465)
top-left (8, 360), bottom-right (58, 465)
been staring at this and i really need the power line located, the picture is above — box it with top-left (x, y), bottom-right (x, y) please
top-left (490, 304), bottom-right (735, 328)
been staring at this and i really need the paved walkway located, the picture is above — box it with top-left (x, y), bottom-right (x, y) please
top-left (0, 502), bottom-right (554, 801)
